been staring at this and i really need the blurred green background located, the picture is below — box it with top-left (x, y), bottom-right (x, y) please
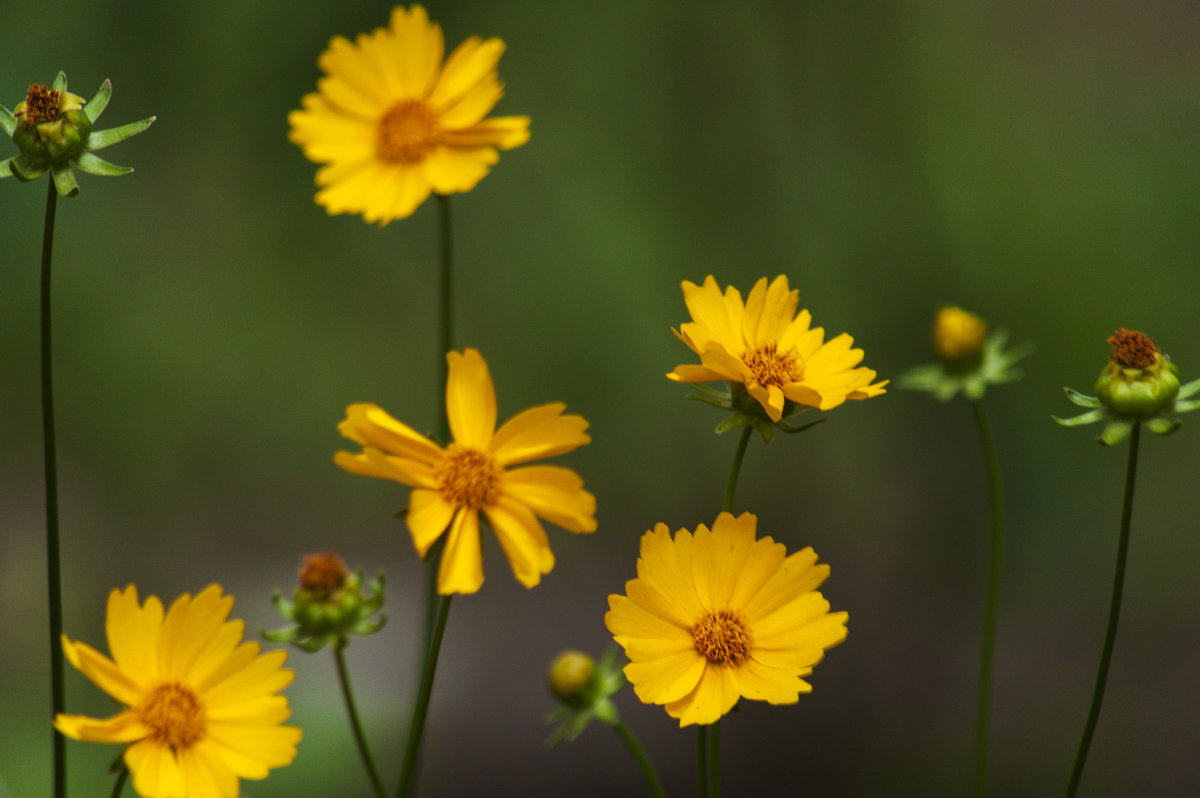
top-left (3, 1), bottom-right (1199, 796)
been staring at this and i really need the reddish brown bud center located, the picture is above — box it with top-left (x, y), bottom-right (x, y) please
top-left (23, 84), bottom-right (62, 124)
top-left (298, 552), bottom-right (348, 594)
top-left (1108, 328), bottom-right (1158, 369)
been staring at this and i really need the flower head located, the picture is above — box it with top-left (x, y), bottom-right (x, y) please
top-left (544, 648), bottom-right (625, 746)
top-left (55, 585), bottom-right (301, 798)
top-left (667, 275), bottom-right (887, 432)
top-left (336, 348), bottom-right (595, 594)
top-left (1055, 328), bottom-right (1200, 445)
top-left (288, 5), bottom-right (530, 224)
top-left (265, 552), bottom-right (387, 652)
top-left (900, 306), bottom-right (1033, 402)
top-left (1, 72), bottom-right (154, 196)
top-left (605, 512), bottom-right (847, 727)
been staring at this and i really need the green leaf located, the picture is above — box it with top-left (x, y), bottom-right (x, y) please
top-left (0, 104), bottom-right (16, 137)
top-left (1052, 408), bottom-right (1107, 427)
top-left (74, 151), bottom-right (132, 176)
top-left (1144, 417), bottom-right (1181, 436)
top-left (50, 162), bottom-right (78, 196)
top-left (1064, 388), bottom-right (1102, 408)
top-left (87, 116), bottom-right (155, 151)
top-left (51, 71), bottom-right (68, 92)
top-left (84, 79), bottom-right (112, 121)
top-left (1099, 418), bottom-right (1135, 446)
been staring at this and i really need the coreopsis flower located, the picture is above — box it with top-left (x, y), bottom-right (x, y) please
top-left (900, 305), bottom-right (1033, 402)
top-left (1, 72), bottom-right (154, 196)
top-left (288, 4), bottom-right (530, 224)
top-left (1055, 328), bottom-right (1200, 445)
top-left (336, 348), bottom-right (595, 594)
top-left (265, 552), bottom-right (386, 652)
top-left (54, 585), bottom-right (301, 798)
top-left (667, 275), bottom-right (887, 438)
top-left (605, 512), bottom-right (847, 727)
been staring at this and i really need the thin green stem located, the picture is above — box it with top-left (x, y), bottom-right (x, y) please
top-left (721, 426), bottom-right (753, 514)
top-left (109, 764), bottom-right (128, 798)
top-left (1064, 422), bottom-right (1141, 798)
top-left (333, 644), bottom-right (387, 798)
top-left (611, 721), bottom-right (667, 798)
top-left (397, 594), bottom-right (453, 798)
top-left (40, 178), bottom-right (65, 798)
top-left (970, 399), bottom-right (1005, 798)
top-left (696, 726), bottom-right (708, 798)
top-left (708, 720), bottom-right (721, 798)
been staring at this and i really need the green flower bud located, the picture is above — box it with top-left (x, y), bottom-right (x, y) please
top-left (548, 650), bottom-right (595, 706)
top-left (1093, 329), bottom-right (1180, 419)
top-left (264, 552), bottom-right (386, 652)
top-left (12, 84), bottom-right (89, 166)
top-left (933, 306), bottom-right (988, 364)
top-left (544, 649), bottom-right (626, 746)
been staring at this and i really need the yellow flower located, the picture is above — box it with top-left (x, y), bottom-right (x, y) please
top-left (667, 275), bottom-right (888, 422)
top-left (605, 512), bottom-right (847, 727)
top-left (288, 4), bottom-right (530, 224)
top-left (54, 585), bottom-right (301, 798)
top-left (335, 348), bottom-right (596, 594)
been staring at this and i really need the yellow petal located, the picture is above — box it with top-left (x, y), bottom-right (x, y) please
top-left (179, 742), bottom-right (238, 798)
top-left (741, 546), bottom-right (828, 622)
top-left (334, 447), bottom-right (437, 488)
top-left (635, 525), bottom-right (703, 620)
top-left (666, 363), bottom-right (727, 384)
top-left (624, 650), bottom-right (706, 705)
top-left (126, 738), bottom-right (186, 798)
top-left (338, 403), bottom-right (442, 463)
top-left (384, 4), bottom-right (444, 98)
top-left (690, 512), bottom-right (757, 610)
top-left (54, 710), bottom-right (147, 743)
top-left (184, 618), bottom-right (246, 687)
top-left (318, 35), bottom-right (391, 108)
top-left (749, 275), bottom-right (799, 345)
top-left (205, 722), bottom-right (302, 770)
top-left (490, 403), bottom-right (590, 467)
top-left (502, 466), bottom-right (596, 532)
top-left (445, 348), bottom-right (496, 449)
top-left (61, 636), bottom-right (144, 707)
top-left (606, 593), bottom-right (691, 641)
top-left (407, 489), bottom-right (456, 557)
top-left (157, 585), bottom-right (233, 680)
top-left (203, 649), bottom-right (292, 709)
top-left (106, 585), bottom-right (163, 686)
top-left (207, 695), bottom-right (293, 725)
top-left (734, 658), bottom-right (810, 704)
top-left (422, 143), bottom-right (498, 194)
top-left (484, 496), bottom-right (554, 588)
top-left (440, 116), bottom-right (530, 150)
top-left (429, 37), bottom-right (505, 110)
top-left (437, 71), bottom-right (503, 129)
top-left (437, 509), bottom-right (484, 594)
top-left (681, 277), bottom-right (742, 354)
top-left (664, 663), bottom-right (739, 726)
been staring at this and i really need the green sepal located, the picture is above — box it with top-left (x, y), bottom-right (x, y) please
top-left (50, 161), bottom-right (78, 196)
top-left (87, 116), bottom-right (155, 151)
top-left (686, 383), bottom-right (734, 411)
top-left (10, 153), bottom-right (48, 181)
top-left (0, 159), bottom-right (10, 178)
top-left (778, 415), bottom-right (826, 434)
top-left (1064, 388), bottom-right (1102, 408)
top-left (1052, 408), bottom-right (1107, 427)
top-left (1144, 417), bottom-right (1181, 436)
top-left (1176, 377), bottom-right (1200, 400)
top-left (84, 80), bottom-right (112, 122)
top-left (74, 151), bottom-right (132, 176)
top-left (715, 410), bottom-right (775, 443)
top-left (593, 697), bottom-right (619, 725)
top-left (1175, 398), bottom-right (1200, 413)
top-left (1099, 418), bottom-right (1135, 446)
top-left (51, 72), bottom-right (68, 92)
top-left (0, 104), bottom-right (16, 137)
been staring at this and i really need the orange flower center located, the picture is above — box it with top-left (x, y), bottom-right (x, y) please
top-left (1108, 328), bottom-right (1158, 369)
top-left (298, 551), bottom-right (348, 594)
top-left (22, 84), bottom-right (61, 124)
top-left (377, 100), bottom-right (440, 163)
top-left (138, 683), bottom-right (205, 750)
top-left (692, 610), bottom-right (754, 667)
top-left (435, 445), bottom-right (502, 510)
top-left (742, 344), bottom-right (803, 388)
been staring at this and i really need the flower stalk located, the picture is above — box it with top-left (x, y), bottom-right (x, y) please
top-left (397, 594), bottom-right (453, 798)
top-left (1064, 422), bottom-right (1140, 797)
top-left (611, 720), bottom-right (667, 798)
top-left (333, 644), bottom-right (387, 798)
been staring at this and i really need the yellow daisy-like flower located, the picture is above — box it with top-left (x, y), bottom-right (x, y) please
top-left (335, 348), bottom-right (596, 595)
top-left (667, 275), bottom-right (888, 422)
top-left (288, 4), bottom-right (531, 224)
top-left (605, 512), bottom-right (847, 727)
top-left (54, 585), bottom-right (301, 798)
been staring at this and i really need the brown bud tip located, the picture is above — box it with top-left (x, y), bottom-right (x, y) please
top-left (1107, 328), bottom-right (1158, 369)
top-left (23, 84), bottom-right (61, 124)
top-left (298, 551), bottom-right (348, 594)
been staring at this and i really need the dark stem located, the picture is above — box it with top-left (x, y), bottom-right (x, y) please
top-left (708, 720), bottom-right (721, 798)
top-left (721, 426), bottom-right (753, 514)
top-left (1064, 422), bottom-right (1140, 797)
top-left (41, 178), bottom-right (66, 798)
top-left (611, 720), bottom-right (667, 798)
top-left (333, 644), bottom-right (387, 798)
top-left (396, 594), bottom-right (453, 798)
top-left (696, 726), bottom-right (708, 798)
top-left (109, 764), bottom-right (128, 798)
top-left (971, 399), bottom-right (1005, 798)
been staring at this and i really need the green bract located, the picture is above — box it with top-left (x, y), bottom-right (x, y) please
top-left (900, 329), bottom-right (1034, 402)
top-left (264, 569), bottom-right (386, 653)
top-left (1054, 330), bottom-right (1199, 446)
top-left (544, 649), bottom-right (625, 747)
top-left (687, 381), bottom-right (826, 443)
top-left (1, 71), bottom-right (155, 197)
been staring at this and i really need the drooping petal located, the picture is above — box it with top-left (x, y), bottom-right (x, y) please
top-left (54, 710), bottom-right (147, 743)
top-left (502, 466), bottom-right (596, 532)
top-left (61, 637), bottom-right (144, 707)
top-left (337, 403), bottom-right (443, 463)
top-left (437, 508), bottom-right (484, 594)
top-left (439, 116), bottom-right (530, 150)
top-left (484, 496), bottom-right (554, 588)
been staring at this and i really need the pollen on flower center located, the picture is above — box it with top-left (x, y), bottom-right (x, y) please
top-left (1108, 328), bottom-right (1158, 369)
top-left (23, 84), bottom-right (61, 124)
top-left (377, 100), bottom-right (440, 163)
top-left (298, 551), bottom-right (348, 595)
top-left (138, 683), bottom-right (206, 750)
top-left (692, 610), bottom-right (754, 667)
top-left (435, 445), bottom-right (503, 510)
top-left (742, 344), bottom-right (803, 388)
